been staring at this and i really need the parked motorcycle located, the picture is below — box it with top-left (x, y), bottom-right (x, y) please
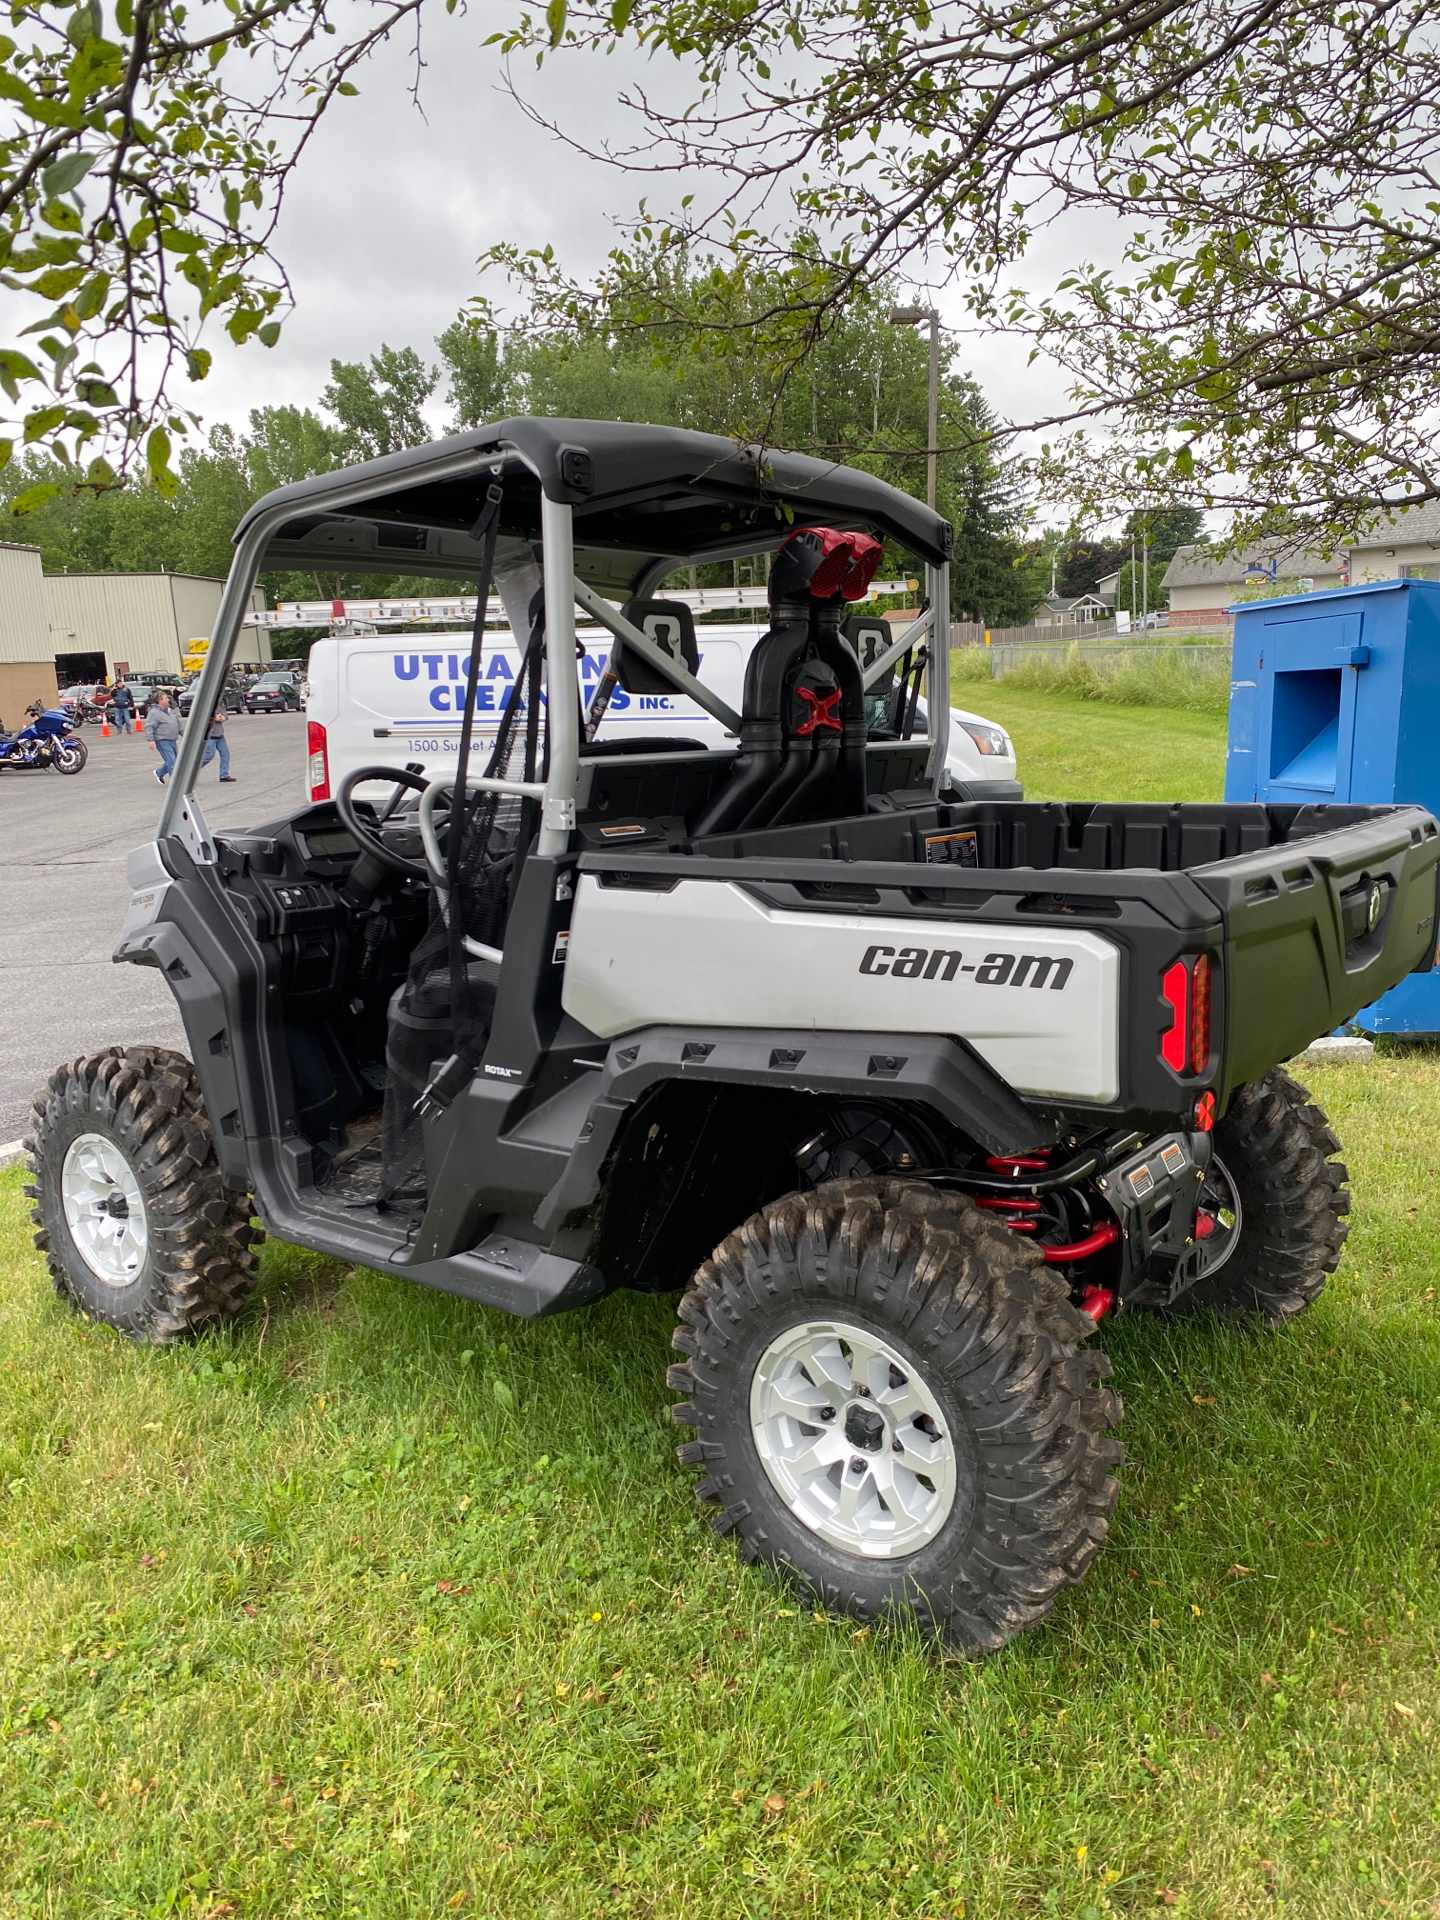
top-left (0, 703), bottom-right (89, 774)
top-left (71, 694), bottom-right (115, 727)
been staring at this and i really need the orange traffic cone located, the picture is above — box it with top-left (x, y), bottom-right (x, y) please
top-left (101, 713), bottom-right (110, 736)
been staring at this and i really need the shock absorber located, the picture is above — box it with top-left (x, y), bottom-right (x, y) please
top-left (975, 1153), bottom-right (1049, 1233)
top-left (974, 1150), bottom-right (1122, 1267)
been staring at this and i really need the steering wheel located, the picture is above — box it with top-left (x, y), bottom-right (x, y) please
top-left (335, 765), bottom-right (446, 883)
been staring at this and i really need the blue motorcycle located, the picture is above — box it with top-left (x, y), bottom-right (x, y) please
top-left (0, 702), bottom-right (88, 774)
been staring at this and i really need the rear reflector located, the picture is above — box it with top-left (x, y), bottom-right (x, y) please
top-left (1190, 952), bottom-right (1211, 1072)
top-left (1161, 961), bottom-right (1189, 1071)
top-left (307, 719), bottom-right (329, 801)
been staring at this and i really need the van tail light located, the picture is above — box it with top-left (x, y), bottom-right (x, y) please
top-left (1161, 955), bottom-right (1213, 1075)
top-left (307, 719), bottom-right (330, 801)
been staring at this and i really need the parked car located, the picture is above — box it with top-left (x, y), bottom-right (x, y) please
top-left (244, 672), bottom-right (302, 714)
top-left (179, 678), bottom-right (244, 718)
top-left (123, 671), bottom-right (185, 719)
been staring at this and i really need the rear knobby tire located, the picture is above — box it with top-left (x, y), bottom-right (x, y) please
top-left (25, 1047), bottom-right (263, 1343)
top-left (667, 1178), bottom-right (1123, 1653)
top-left (1179, 1067), bottom-right (1350, 1324)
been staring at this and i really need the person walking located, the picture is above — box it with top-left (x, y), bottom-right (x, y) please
top-left (111, 678), bottom-right (135, 734)
top-left (147, 690), bottom-right (181, 784)
top-left (200, 705), bottom-right (236, 782)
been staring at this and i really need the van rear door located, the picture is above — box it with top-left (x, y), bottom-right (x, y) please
top-left (306, 627), bottom-right (755, 800)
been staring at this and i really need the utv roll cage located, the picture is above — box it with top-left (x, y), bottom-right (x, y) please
top-left (160, 418), bottom-right (955, 864)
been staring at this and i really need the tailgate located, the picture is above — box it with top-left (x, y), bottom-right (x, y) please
top-left (1190, 805), bottom-right (1440, 1086)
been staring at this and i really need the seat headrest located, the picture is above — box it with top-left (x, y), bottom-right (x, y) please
top-left (841, 613), bottom-right (896, 689)
top-left (611, 598), bottom-right (700, 695)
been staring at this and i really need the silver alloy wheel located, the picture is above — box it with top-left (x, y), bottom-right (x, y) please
top-left (749, 1318), bottom-right (957, 1558)
top-left (1195, 1153), bottom-right (1244, 1278)
top-left (60, 1133), bottom-right (148, 1287)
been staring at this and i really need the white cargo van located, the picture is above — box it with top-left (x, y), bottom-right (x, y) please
top-left (303, 625), bottom-right (1021, 802)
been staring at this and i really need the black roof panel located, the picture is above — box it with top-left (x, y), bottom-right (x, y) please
top-left (237, 417), bottom-right (953, 590)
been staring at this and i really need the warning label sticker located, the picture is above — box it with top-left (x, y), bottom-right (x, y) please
top-left (923, 829), bottom-right (979, 868)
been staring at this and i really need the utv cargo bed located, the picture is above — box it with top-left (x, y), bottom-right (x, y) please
top-left (568, 798), bottom-right (1440, 1116)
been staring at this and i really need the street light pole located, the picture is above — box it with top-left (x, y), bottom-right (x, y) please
top-left (888, 303), bottom-right (940, 512)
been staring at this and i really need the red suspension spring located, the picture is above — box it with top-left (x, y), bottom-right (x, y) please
top-left (975, 1152), bottom-right (1119, 1265)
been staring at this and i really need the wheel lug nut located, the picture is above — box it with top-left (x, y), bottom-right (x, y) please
top-left (892, 1439), bottom-right (902, 1452)
top-left (819, 1407), bottom-right (835, 1421)
top-left (850, 1458), bottom-right (865, 1475)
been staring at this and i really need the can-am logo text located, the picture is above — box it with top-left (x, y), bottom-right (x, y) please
top-left (858, 944), bottom-right (1074, 990)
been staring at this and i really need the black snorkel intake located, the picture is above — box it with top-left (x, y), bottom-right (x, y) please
top-left (690, 526), bottom-right (883, 839)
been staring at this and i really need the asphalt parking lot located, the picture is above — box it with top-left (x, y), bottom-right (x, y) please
top-left (0, 710), bottom-right (307, 1143)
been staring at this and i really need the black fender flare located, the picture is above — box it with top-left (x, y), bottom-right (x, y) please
top-left (533, 1023), bottom-right (1059, 1232)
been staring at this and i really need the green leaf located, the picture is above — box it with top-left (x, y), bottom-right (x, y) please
top-left (610, 0), bottom-right (634, 26)
top-left (22, 405), bottom-right (67, 442)
top-left (70, 273), bottom-right (110, 321)
top-left (185, 347), bottom-right (212, 381)
top-left (74, 378), bottom-right (119, 407)
top-left (491, 1379), bottom-right (516, 1413)
top-left (545, 0), bottom-right (567, 46)
top-left (31, 267), bottom-right (85, 300)
top-left (9, 481), bottom-right (63, 515)
top-left (257, 321), bottom-right (282, 348)
top-left (0, 347), bottom-right (42, 385)
top-left (66, 0), bottom-right (102, 47)
top-left (41, 151), bottom-right (95, 200)
top-left (0, 438), bottom-right (11, 472)
top-left (337, 80), bottom-right (359, 96)
top-left (85, 454), bottom-right (117, 488)
top-left (42, 199), bottom-right (82, 234)
top-left (146, 425), bottom-right (177, 497)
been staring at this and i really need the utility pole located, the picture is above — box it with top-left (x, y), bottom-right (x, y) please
top-left (888, 303), bottom-right (941, 511)
top-left (1142, 529), bottom-right (1151, 629)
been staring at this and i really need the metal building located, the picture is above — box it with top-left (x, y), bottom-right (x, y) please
top-left (44, 572), bottom-right (270, 683)
top-left (0, 541), bottom-right (59, 721)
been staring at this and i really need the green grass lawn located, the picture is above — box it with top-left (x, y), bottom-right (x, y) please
top-left (953, 683), bottom-right (1229, 804)
top-left (3, 695), bottom-right (1437, 1920)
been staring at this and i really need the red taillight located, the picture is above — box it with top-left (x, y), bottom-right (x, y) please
top-left (1190, 952), bottom-right (1211, 1072)
top-left (1161, 961), bottom-right (1189, 1071)
top-left (1161, 954), bottom-right (1213, 1075)
top-left (307, 719), bottom-right (329, 801)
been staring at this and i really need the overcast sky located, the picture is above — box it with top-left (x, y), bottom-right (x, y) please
top-left (194, 12), bottom-right (1093, 449)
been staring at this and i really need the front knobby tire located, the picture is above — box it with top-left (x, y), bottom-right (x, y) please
top-left (667, 1178), bottom-right (1124, 1653)
top-left (26, 1047), bottom-right (263, 1343)
top-left (1179, 1067), bottom-right (1350, 1325)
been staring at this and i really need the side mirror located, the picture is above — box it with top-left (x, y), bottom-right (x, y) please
top-left (611, 599), bottom-right (699, 695)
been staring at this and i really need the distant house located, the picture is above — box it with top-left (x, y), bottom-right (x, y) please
top-left (1034, 591), bottom-right (1110, 628)
top-left (1161, 545), bottom-right (1344, 621)
top-left (1345, 500), bottom-right (1440, 582)
top-left (1093, 568), bottom-right (1123, 610)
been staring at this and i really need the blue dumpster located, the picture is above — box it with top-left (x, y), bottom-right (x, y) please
top-left (1225, 577), bottom-right (1440, 1032)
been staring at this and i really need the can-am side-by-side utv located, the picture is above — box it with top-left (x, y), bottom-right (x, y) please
top-left (27, 420), bottom-right (1440, 1652)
